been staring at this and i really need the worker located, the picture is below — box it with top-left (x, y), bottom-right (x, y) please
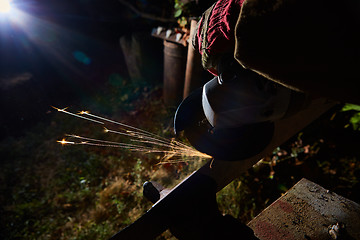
top-left (194, 0), bottom-right (360, 105)
top-left (170, 0), bottom-right (360, 239)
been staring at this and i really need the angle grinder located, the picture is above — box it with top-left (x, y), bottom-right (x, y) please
top-left (174, 57), bottom-right (309, 161)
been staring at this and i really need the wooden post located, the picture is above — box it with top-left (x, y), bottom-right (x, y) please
top-left (183, 20), bottom-right (203, 99)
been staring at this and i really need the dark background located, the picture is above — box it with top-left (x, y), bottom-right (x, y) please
top-left (0, 0), bottom-right (177, 139)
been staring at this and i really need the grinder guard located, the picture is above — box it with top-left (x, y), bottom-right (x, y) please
top-left (174, 65), bottom-right (300, 161)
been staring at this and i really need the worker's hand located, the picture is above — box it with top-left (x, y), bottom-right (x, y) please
top-left (195, 0), bottom-right (360, 104)
top-left (143, 176), bottom-right (258, 240)
top-left (193, 0), bottom-right (243, 76)
top-left (170, 213), bottom-right (258, 240)
top-left (168, 192), bottom-right (258, 240)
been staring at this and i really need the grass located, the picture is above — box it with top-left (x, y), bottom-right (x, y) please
top-left (1, 73), bottom-right (360, 239)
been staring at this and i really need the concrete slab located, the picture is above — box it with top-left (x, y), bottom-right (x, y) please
top-left (248, 178), bottom-right (360, 240)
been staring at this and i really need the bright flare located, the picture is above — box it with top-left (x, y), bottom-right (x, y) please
top-left (0, 0), bottom-right (11, 13)
top-left (57, 139), bottom-right (75, 145)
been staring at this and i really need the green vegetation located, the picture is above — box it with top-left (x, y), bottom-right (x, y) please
top-left (173, 0), bottom-right (204, 28)
top-left (342, 103), bottom-right (360, 130)
top-left (1, 75), bottom-right (359, 239)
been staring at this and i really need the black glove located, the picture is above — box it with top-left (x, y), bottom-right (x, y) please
top-left (143, 176), bottom-right (258, 240)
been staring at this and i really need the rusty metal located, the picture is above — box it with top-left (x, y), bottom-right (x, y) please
top-left (248, 179), bottom-right (360, 240)
top-left (163, 40), bottom-right (187, 106)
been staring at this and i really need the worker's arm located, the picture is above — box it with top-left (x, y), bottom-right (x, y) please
top-left (195, 0), bottom-right (360, 104)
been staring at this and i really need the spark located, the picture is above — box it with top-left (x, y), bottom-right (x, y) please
top-left (66, 134), bottom-right (145, 148)
top-left (57, 139), bottom-right (75, 145)
top-left (80, 110), bottom-right (168, 140)
top-left (52, 106), bottom-right (104, 125)
top-left (56, 107), bottom-right (212, 164)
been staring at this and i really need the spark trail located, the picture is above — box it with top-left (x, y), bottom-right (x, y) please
top-left (56, 107), bottom-right (212, 164)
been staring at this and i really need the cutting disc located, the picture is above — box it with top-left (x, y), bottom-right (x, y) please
top-left (174, 88), bottom-right (275, 161)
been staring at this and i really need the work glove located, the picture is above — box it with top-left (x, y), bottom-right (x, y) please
top-left (193, 0), bottom-right (244, 76)
top-left (143, 178), bottom-right (259, 240)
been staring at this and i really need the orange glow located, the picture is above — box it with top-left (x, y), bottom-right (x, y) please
top-left (52, 106), bottom-right (68, 112)
top-left (57, 139), bottom-right (74, 145)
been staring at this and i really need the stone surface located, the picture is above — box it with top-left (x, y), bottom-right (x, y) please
top-left (248, 178), bottom-right (360, 240)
